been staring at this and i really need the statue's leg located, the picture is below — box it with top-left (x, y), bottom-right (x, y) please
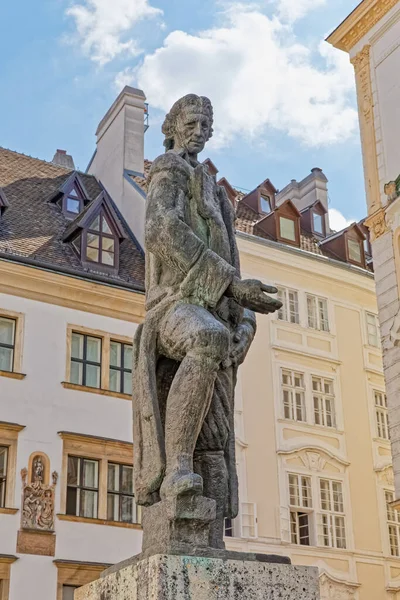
top-left (194, 367), bottom-right (234, 549)
top-left (158, 304), bottom-right (230, 501)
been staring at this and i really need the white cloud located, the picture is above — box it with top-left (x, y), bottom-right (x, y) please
top-left (66, 0), bottom-right (162, 65)
top-left (274, 0), bottom-right (327, 23)
top-left (329, 208), bottom-right (355, 232)
top-left (120, 7), bottom-right (357, 148)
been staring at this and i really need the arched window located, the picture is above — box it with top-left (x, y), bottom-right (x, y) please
top-left (85, 211), bottom-right (116, 267)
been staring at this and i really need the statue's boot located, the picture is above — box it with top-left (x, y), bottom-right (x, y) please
top-left (160, 453), bottom-right (203, 500)
top-left (161, 355), bottom-right (218, 501)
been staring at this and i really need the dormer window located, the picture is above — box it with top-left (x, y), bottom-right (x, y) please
top-left (347, 238), bottom-right (362, 264)
top-left (313, 212), bottom-right (324, 235)
top-left (280, 216), bottom-right (296, 241)
top-left (66, 187), bottom-right (82, 215)
top-left (86, 212), bottom-right (116, 267)
top-left (260, 195), bottom-right (271, 214)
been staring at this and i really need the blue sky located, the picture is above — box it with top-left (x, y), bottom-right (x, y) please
top-left (0, 0), bottom-right (363, 229)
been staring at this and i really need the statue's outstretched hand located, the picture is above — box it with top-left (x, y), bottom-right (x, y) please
top-left (227, 277), bottom-right (282, 315)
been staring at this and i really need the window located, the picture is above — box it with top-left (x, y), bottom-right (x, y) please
top-left (318, 479), bottom-right (346, 549)
top-left (281, 369), bottom-right (306, 422)
top-left (66, 327), bottom-right (133, 397)
top-left (70, 333), bottom-right (102, 389)
top-left (386, 491), bottom-right (400, 556)
top-left (375, 391), bottom-right (389, 440)
top-left (0, 446), bottom-right (8, 508)
top-left (277, 288), bottom-right (299, 324)
top-left (109, 342), bottom-right (133, 395)
top-left (348, 238), bottom-right (362, 263)
top-left (280, 217), bottom-right (296, 241)
top-left (86, 212), bottom-right (116, 267)
top-left (288, 474), bottom-right (312, 546)
top-left (260, 195), bottom-right (271, 214)
top-left (366, 312), bottom-right (380, 347)
top-left (107, 463), bottom-right (137, 523)
top-left (66, 456), bottom-right (99, 519)
top-left (313, 212), bottom-right (324, 235)
top-left (312, 377), bottom-right (336, 428)
top-left (224, 518), bottom-right (234, 537)
top-left (307, 295), bottom-right (329, 332)
top-left (0, 317), bottom-right (15, 373)
top-left (62, 586), bottom-right (79, 600)
top-left (59, 432), bottom-right (139, 528)
top-left (66, 187), bottom-right (82, 215)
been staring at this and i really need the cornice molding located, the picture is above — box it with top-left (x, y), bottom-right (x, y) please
top-left (327, 0), bottom-right (399, 53)
top-left (0, 259), bottom-right (145, 323)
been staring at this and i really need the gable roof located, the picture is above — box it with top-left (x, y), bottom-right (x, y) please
top-left (0, 147), bottom-right (145, 291)
top-left (63, 190), bottom-right (128, 243)
top-left (47, 170), bottom-right (90, 204)
top-left (0, 188), bottom-right (10, 215)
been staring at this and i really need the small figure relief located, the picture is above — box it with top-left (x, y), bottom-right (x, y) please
top-left (21, 454), bottom-right (57, 532)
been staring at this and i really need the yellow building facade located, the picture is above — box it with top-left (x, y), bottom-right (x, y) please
top-left (221, 228), bottom-right (399, 600)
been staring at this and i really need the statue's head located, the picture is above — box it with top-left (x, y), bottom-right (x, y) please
top-left (162, 94), bottom-right (214, 155)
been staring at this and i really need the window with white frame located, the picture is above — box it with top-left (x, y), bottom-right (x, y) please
top-left (307, 295), bottom-right (329, 332)
top-left (312, 377), bottom-right (336, 428)
top-left (277, 288), bottom-right (299, 325)
top-left (386, 490), bottom-right (400, 556)
top-left (366, 312), bottom-right (380, 347)
top-left (281, 369), bottom-right (306, 422)
top-left (318, 479), bottom-right (346, 549)
top-left (375, 391), bottom-right (389, 440)
top-left (288, 474), bottom-right (312, 546)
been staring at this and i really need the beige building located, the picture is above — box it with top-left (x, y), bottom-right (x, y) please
top-left (0, 86), bottom-right (397, 600)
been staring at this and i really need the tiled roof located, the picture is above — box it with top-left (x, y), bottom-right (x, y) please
top-left (127, 158), bottom-right (341, 262)
top-left (236, 201), bottom-right (323, 256)
top-left (0, 147), bottom-right (145, 290)
top-left (131, 159), bottom-right (152, 192)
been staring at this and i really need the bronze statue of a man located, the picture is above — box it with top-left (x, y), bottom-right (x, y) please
top-left (133, 94), bottom-right (281, 550)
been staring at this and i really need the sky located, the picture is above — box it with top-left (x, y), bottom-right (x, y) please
top-left (0, 0), bottom-right (363, 230)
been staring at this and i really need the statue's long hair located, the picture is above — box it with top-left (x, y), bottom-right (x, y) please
top-left (162, 94), bottom-right (214, 151)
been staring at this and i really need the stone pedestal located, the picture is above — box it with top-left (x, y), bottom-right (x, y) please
top-left (75, 554), bottom-right (320, 600)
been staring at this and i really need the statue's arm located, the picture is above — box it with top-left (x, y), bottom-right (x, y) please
top-left (146, 155), bottom-right (236, 307)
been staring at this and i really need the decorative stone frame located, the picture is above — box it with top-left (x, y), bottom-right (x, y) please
top-left (54, 560), bottom-right (111, 600)
top-left (0, 421), bottom-right (25, 513)
top-left (63, 324), bottom-right (134, 400)
top-left (57, 431), bottom-right (140, 529)
top-left (0, 555), bottom-right (17, 600)
top-left (0, 309), bottom-right (25, 379)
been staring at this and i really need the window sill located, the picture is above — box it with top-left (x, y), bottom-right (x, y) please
top-left (0, 507), bottom-right (19, 515)
top-left (57, 514), bottom-right (141, 530)
top-left (61, 382), bottom-right (131, 401)
top-left (0, 370), bottom-right (26, 380)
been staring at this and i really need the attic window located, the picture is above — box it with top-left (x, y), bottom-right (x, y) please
top-left (260, 195), bottom-right (271, 214)
top-left (85, 211), bottom-right (116, 267)
top-left (313, 212), bottom-right (324, 235)
top-left (348, 238), bottom-right (362, 264)
top-left (62, 179), bottom-right (87, 217)
top-left (280, 217), bottom-right (296, 242)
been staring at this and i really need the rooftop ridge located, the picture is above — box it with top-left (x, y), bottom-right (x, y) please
top-left (0, 146), bottom-right (87, 174)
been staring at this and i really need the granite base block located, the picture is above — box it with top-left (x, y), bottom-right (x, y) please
top-left (75, 554), bottom-right (320, 600)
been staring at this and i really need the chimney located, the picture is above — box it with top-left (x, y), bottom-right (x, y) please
top-left (88, 86), bottom-right (147, 246)
top-left (52, 149), bottom-right (75, 170)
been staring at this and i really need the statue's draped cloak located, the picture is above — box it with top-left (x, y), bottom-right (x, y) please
top-left (132, 151), bottom-right (254, 507)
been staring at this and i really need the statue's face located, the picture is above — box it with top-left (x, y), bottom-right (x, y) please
top-left (175, 111), bottom-right (211, 155)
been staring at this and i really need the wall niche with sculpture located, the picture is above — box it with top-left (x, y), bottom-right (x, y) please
top-left (21, 452), bottom-right (58, 532)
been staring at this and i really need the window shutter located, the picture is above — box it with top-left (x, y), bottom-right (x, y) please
top-left (279, 506), bottom-right (291, 543)
top-left (240, 502), bottom-right (258, 539)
